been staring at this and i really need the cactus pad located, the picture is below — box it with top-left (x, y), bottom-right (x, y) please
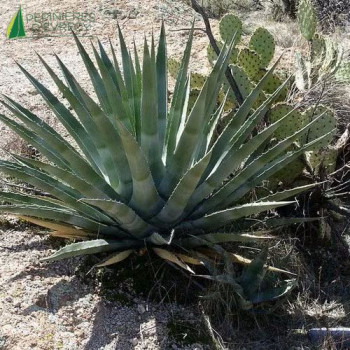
top-left (310, 34), bottom-right (326, 63)
top-left (190, 72), bottom-right (206, 89)
top-left (187, 89), bottom-right (200, 113)
top-left (268, 158), bottom-right (306, 188)
top-left (207, 42), bottom-right (238, 66)
top-left (301, 105), bottom-right (336, 148)
top-left (297, 0), bottom-right (317, 41)
top-left (219, 13), bottom-right (243, 44)
top-left (249, 27), bottom-right (275, 68)
top-left (229, 64), bottom-right (254, 99)
top-left (253, 69), bottom-right (288, 101)
top-left (267, 103), bottom-right (306, 140)
top-left (306, 148), bottom-right (338, 175)
top-left (168, 57), bottom-right (180, 79)
top-left (237, 48), bottom-right (262, 79)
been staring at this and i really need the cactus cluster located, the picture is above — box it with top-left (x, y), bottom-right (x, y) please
top-left (295, 0), bottom-right (350, 89)
top-left (169, 13), bottom-right (281, 111)
top-left (268, 104), bottom-right (338, 185)
top-left (297, 0), bottom-right (317, 41)
top-left (167, 12), bottom-right (338, 188)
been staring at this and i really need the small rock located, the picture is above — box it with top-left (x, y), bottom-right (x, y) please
top-left (192, 344), bottom-right (203, 350)
top-left (0, 335), bottom-right (6, 349)
top-left (130, 338), bottom-right (138, 346)
top-left (137, 304), bottom-right (146, 314)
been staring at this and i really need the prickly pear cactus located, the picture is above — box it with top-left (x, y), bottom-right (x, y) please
top-left (229, 64), bottom-right (253, 100)
top-left (168, 58), bottom-right (206, 90)
top-left (297, 0), bottom-right (317, 41)
top-left (306, 148), bottom-right (338, 175)
top-left (249, 27), bottom-right (275, 68)
top-left (190, 72), bottom-right (206, 89)
top-left (168, 57), bottom-right (180, 79)
top-left (219, 13), bottom-right (243, 44)
top-left (187, 89), bottom-right (200, 112)
top-left (237, 48), bottom-right (262, 79)
top-left (301, 105), bottom-right (337, 148)
top-left (253, 69), bottom-right (288, 101)
top-left (267, 103), bottom-right (307, 141)
top-left (207, 42), bottom-right (239, 66)
top-left (269, 158), bottom-right (306, 188)
top-left (310, 34), bottom-right (326, 63)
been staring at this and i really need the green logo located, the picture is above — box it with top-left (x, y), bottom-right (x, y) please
top-left (7, 6), bottom-right (26, 39)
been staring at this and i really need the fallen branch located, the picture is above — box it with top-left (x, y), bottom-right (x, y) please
top-left (190, 0), bottom-right (244, 105)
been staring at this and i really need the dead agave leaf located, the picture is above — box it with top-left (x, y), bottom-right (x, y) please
top-left (50, 231), bottom-right (90, 240)
top-left (153, 247), bottom-right (195, 273)
top-left (96, 249), bottom-right (134, 267)
top-left (230, 253), bottom-right (297, 276)
top-left (19, 216), bottom-right (87, 235)
top-left (175, 252), bottom-right (203, 265)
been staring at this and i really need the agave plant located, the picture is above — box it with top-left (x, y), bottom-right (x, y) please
top-left (0, 23), bottom-right (332, 271)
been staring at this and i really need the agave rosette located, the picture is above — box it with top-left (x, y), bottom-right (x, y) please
top-left (0, 23), bottom-right (331, 269)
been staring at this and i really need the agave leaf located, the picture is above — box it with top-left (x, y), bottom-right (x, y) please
top-left (91, 42), bottom-right (133, 131)
top-left (19, 215), bottom-right (90, 235)
top-left (1, 96), bottom-right (120, 199)
top-left (0, 112), bottom-right (69, 171)
top-left (165, 22), bottom-right (194, 162)
top-left (230, 253), bottom-right (296, 276)
top-left (71, 32), bottom-right (112, 115)
top-left (95, 249), bottom-right (134, 267)
top-left (0, 160), bottom-right (115, 224)
top-left (221, 131), bottom-right (334, 209)
top-left (161, 37), bottom-right (236, 194)
top-left (187, 106), bottom-right (296, 212)
top-left (36, 53), bottom-right (112, 178)
top-left (177, 231), bottom-right (274, 248)
top-left (55, 56), bottom-right (132, 197)
top-left (140, 37), bottom-right (164, 183)
top-left (195, 113), bottom-right (331, 215)
top-left (0, 191), bottom-right (68, 210)
top-left (114, 119), bottom-right (163, 217)
top-left (259, 183), bottom-right (318, 202)
top-left (207, 57), bottom-right (286, 170)
top-left (147, 231), bottom-right (174, 245)
top-left (1, 96), bottom-right (71, 170)
top-left (153, 247), bottom-right (195, 273)
top-left (82, 199), bottom-right (152, 238)
top-left (117, 25), bottom-right (137, 122)
top-left (249, 279), bottom-right (296, 304)
top-left (185, 201), bottom-right (294, 230)
top-left (14, 155), bottom-right (111, 200)
top-left (239, 247), bottom-right (268, 296)
top-left (49, 231), bottom-right (91, 240)
top-left (175, 253), bottom-right (203, 265)
top-left (156, 151), bottom-right (212, 225)
top-left (156, 21), bottom-right (168, 150)
top-left (42, 239), bottom-right (139, 262)
top-left (97, 39), bottom-right (120, 90)
top-left (15, 62), bottom-right (103, 175)
top-left (0, 204), bottom-right (116, 234)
